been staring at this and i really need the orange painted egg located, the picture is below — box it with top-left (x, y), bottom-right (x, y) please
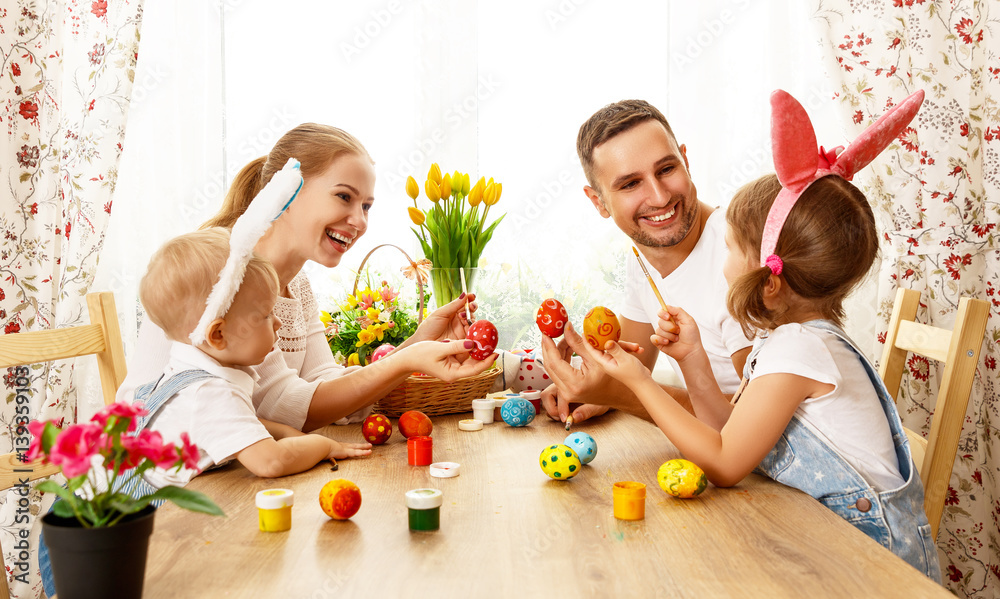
top-left (398, 410), bottom-right (433, 438)
top-left (467, 320), bottom-right (499, 360)
top-left (362, 413), bottom-right (392, 445)
top-left (319, 479), bottom-right (362, 519)
top-left (536, 299), bottom-right (568, 338)
top-left (583, 306), bottom-right (621, 349)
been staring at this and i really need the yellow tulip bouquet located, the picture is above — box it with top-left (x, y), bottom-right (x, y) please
top-left (406, 163), bottom-right (505, 305)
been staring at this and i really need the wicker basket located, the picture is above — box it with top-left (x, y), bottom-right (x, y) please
top-left (349, 244), bottom-right (499, 416)
top-left (374, 364), bottom-right (501, 417)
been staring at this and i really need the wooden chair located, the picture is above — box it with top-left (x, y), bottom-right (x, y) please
top-left (0, 292), bottom-right (127, 597)
top-left (878, 287), bottom-right (990, 540)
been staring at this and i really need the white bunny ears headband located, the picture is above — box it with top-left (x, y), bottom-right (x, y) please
top-left (761, 89), bottom-right (925, 275)
top-left (189, 158), bottom-right (303, 346)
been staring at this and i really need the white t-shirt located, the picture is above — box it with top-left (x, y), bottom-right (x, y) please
top-left (117, 272), bottom-right (367, 430)
top-left (619, 209), bottom-right (751, 394)
top-left (748, 323), bottom-right (905, 492)
top-left (141, 342), bottom-right (272, 489)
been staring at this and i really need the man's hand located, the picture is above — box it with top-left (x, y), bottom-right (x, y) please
top-left (539, 322), bottom-right (643, 423)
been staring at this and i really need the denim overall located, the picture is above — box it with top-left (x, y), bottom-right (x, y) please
top-left (40, 369), bottom-right (216, 596)
top-left (748, 321), bottom-right (941, 582)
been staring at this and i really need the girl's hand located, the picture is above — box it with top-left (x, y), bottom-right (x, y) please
top-left (591, 340), bottom-right (652, 384)
top-left (403, 339), bottom-right (496, 382)
top-left (407, 293), bottom-right (478, 343)
top-left (651, 306), bottom-right (704, 364)
top-left (327, 439), bottom-right (372, 460)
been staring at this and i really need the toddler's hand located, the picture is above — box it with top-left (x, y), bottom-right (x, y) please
top-left (651, 306), bottom-right (704, 363)
top-left (327, 439), bottom-right (372, 461)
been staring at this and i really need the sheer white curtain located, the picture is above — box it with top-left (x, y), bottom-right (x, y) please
top-left (92, 1), bottom-right (854, 411)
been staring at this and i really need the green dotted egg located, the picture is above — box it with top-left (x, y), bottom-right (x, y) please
top-left (539, 444), bottom-right (582, 480)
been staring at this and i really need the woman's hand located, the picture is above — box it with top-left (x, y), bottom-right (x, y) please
top-left (398, 339), bottom-right (496, 382)
top-left (401, 293), bottom-right (478, 346)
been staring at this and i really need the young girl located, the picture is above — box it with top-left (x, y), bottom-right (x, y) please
top-left (588, 90), bottom-right (940, 581)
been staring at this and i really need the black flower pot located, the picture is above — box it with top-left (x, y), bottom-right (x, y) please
top-left (41, 505), bottom-right (156, 599)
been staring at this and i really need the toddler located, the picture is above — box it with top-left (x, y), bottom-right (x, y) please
top-left (130, 227), bottom-right (370, 492)
top-left (589, 90), bottom-right (940, 580)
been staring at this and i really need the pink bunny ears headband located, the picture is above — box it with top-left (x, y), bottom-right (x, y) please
top-left (760, 88), bottom-right (925, 275)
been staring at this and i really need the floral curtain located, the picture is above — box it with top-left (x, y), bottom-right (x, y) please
top-left (0, 1), bottom-right (143, 596)
top-left (814, 1), bottom-right (998, 595)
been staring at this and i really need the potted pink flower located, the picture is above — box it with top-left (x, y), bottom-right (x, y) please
top-left (28, 401), bottom-right (223, 598)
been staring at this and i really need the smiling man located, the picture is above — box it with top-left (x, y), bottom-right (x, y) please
top-left (541, 99), bottom-right (752, 425)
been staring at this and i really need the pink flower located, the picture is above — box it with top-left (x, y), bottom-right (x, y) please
top-left (379, 285), bottom-right (400, 304)
top-left (179, 433), bottom-right (200, 470)
top-left (25, 420), bottom-right (50, 462)
top-left (92, 401), bottom-right (148, 431)
top-left (134, 430), bottom-right (178, 468)
top-left (50, 424), bottom-right (102, 478)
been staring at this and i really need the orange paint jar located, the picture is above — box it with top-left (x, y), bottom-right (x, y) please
top-left (613, 481), bottom-right (646, 520)
top-left (407, 436), bottom-right (433, 466)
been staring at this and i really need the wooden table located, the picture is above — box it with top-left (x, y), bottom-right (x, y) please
top-left (144, 411), bottom-right (949, 598)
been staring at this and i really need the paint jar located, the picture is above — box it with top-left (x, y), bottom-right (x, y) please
top-left (406, 488), bottom-right (443, 531)
top-left (471, 398), bottom-right (495, 424)
top-left (256, 489), bottom-right (294, 532)
top-left (521, 390), bottom-right (542, 414)
top-left (612, 481), bottom-right (646, 521)
top-left (407, 435), bottom-right (433, 466)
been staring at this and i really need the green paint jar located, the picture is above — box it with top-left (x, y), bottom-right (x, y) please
top-left (406, 488), bottom-right (443, 531)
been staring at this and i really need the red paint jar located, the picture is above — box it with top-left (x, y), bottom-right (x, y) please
top-left (407, 436), bottom-right (433, 466)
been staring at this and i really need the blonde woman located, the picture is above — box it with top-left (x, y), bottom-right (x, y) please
top-left (118, 123), bottom-right (487, 431)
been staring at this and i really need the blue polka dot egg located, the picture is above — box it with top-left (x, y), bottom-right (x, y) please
top-left (501, 397), bottom-right (535, 427)
top-left (564, 432), bottom-right (597, 465)
top-left (539, 444), bottom-right (581, 480)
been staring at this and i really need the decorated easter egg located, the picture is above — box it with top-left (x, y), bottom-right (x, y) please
top-left (583, 306), bottom-right (622, 350)
top-left (319, 479), bottom-right (362, 519)
top-left (535, 299), bottom-right (568, 338)
top-left (510, 348), bottom-right (553, 393)
top-left (467, 320), bottom-right (499, 361)
top-left (362, 413), bottom-right (392, 445)
top-left (398, 410), bottom-right (433, 438)
top-left (657, 459), bottom-right (708, 499)
top-left (564, 431), bottom-right (597, 465)
top-left (500, 396), bottom-right (535, 427)
top-left (370, 343), bottom-right (395, 363)
top-left (539, 444), bottom-right (582, 480)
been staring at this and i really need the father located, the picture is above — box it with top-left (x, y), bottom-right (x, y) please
top-left (541, 100), bottom-right (751, 423)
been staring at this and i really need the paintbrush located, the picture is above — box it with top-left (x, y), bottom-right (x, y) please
top-left (565, 415), bottom-right (574, 431)
top-left (632, 247), bottom-right (669, 312)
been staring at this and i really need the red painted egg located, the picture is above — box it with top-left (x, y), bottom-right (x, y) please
top-left (536, 299), bottom-right (568, 338)
top-left (362, 413), bottom-right (392, 445)
top-left (370, 343), bottom-right (395, 363)
top-left (467, 319), bottom-right (499, 361)
top-left (398, 410), bottom-right (433, 438)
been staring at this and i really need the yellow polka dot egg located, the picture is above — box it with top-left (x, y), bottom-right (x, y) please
top-left (657, 458), bottom-right (708, 498)
top-left (539, 444), bottom-right (582, 480)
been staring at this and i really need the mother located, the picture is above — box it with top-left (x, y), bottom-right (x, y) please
top-left (117, 123), bottom-right (489, 431)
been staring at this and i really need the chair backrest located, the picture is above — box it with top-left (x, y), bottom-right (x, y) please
top-left (878, 287), bottom-right (990, 540)
top-left (0, 292), bottom-right (127, 596)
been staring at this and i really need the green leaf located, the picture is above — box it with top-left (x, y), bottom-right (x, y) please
top-left (145, 486), bottom-right (225, 516)
top-left (38, 480), bottom-right (77, 505)
top-left (19, 172), bottom-right (31, 183)
top-left (41, 421), bottom-right (61, 453)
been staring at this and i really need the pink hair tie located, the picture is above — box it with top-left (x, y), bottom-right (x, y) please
top-left (764, 254), bottom-right (783, 276)
top-left (760, 89), bottom-right (925, 269)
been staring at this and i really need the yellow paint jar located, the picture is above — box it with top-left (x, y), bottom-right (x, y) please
top-left (612, 481), bottom-right (646, 520)
top-left (256, 489), bottom-right (294, 532)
